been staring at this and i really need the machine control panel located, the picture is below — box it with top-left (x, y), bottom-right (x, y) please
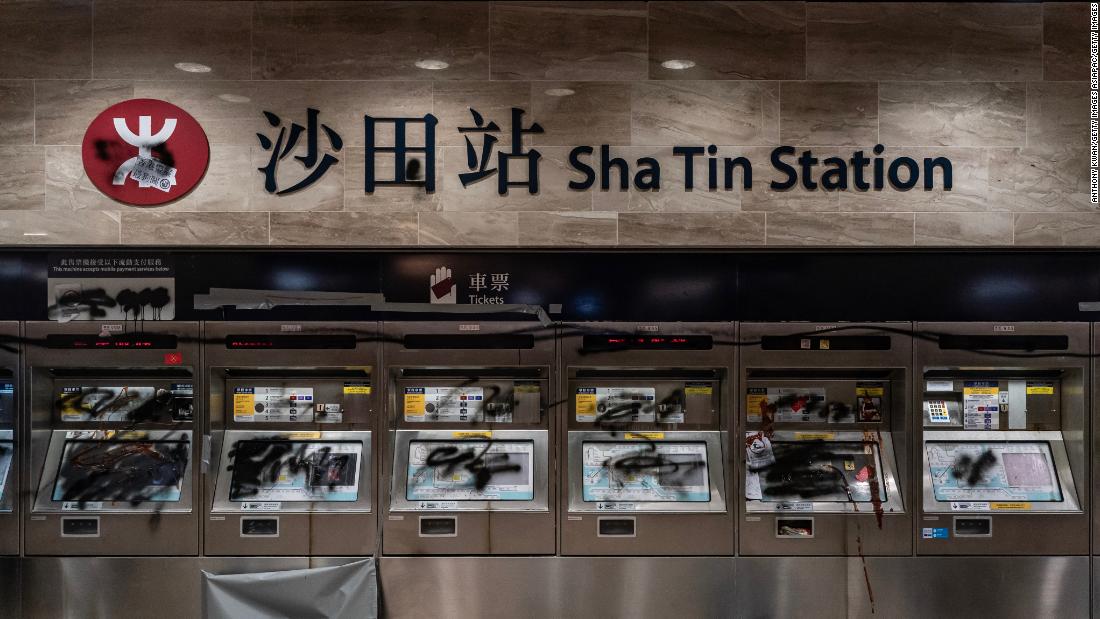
top-left (922, 377), bottom-right (1060, 430)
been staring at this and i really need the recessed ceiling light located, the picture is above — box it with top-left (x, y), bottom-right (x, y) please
top-left (661, 59), bottom-right (696, 70)
top-left (415, 59), bottom-right (449, 70)
top-left (174, 62), bottom-right (212, 73)
top-left (544, 88), bottom-right (575, 97)
top-left (217, 93), bottom-right (251, 104)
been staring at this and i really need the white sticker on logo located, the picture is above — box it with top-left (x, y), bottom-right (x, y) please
top-left (129, 156), bottom-right (178, 192)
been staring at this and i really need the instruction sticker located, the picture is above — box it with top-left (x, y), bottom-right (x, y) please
top-left (746, 387), bottom-right (768, 423)
top-left (746, 387), bottom-right (827, 423)
top-left (922, 527), bottom-right (949, 539)
top-left (855, 382), bottom-right (884, 422)
top-left (233, 387), bottom-right (314, 422)
top-left (240, 502), bottom-right (281, 511)
top-left (404, 387), bottom-right (485, 422)
top-left (1025, 382), bottom-right (1054, 395)
top-left (343, 382), bottom-right (372, 395)
top-left (575, 387), bottom-right (656, 423)
top-left (950, 502), bottom-right (990, 512)
top-left (963, 381), bottom-right (999, 430)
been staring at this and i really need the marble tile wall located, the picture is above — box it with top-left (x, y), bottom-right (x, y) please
top-left (0, 1), bottom-right (1093, 247)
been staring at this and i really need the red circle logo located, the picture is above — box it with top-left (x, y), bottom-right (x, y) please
top-left (81, 99), bottom-right (209, 206)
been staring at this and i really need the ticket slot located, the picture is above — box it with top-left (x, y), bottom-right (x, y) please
top-left (240, 517), bottom-right (279, 537)
top-left (954, 516), bottom-right (992, 537)
top-left (597, 517), bottom-right (636, 537)
top-left (61, 517), bottom-right (99, 537)
top-left (776, 518), bottom-right (814, 538)
top-left (419, 516), bottom-right (457, 537)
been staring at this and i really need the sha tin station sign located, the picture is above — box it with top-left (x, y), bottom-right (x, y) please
top-left (82, 98), bottom-right (953, 207)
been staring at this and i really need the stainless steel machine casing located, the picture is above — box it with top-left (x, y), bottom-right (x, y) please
top-left (559, 322), bottom-right (733, 556)
top-left (381, 320), bottom-right (555, 555)
top-left (0, 322), bottom-right (20, 557)
top-left (23, 321), bottom-right (201, 556)
top-left (204, 322), bottom-right (379, 556)
top-left (738, 322), bottom-right (911, 556)
top-left (915, 322), bottom-right (1088, 556)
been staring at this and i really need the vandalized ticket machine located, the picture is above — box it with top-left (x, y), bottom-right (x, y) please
top-left (24, 322), bottom-right (200, 555)
top-left (0, 323), bottom-right (19, 556)
top-left (561, 323), bottom-right (732, 555)
top-left (204, 322), bottom-right (377, 556)
top-left (739, 323), bottom-right (909, 555)
top-left (916, 323), bottom-right (1087, 555)
top-left (382, 321), bottom-right (554, 555)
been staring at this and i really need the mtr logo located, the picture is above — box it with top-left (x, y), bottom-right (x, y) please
top-left (81, 99), bottom-right (209, 206)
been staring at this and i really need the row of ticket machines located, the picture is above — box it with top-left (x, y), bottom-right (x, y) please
top-left (0, 320), bottom-right (1091, 567)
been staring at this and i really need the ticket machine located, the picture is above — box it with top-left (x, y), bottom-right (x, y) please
top-left (738, 323), bottom-right (910, 555)
top-left (0, 323), bottom-right (19, 556)
top-left (560, 323), bottom-right (732, 555)
top-left (916, 323), bottom-right (1087, 556)
top-left (382, 321), bottom-right (554, 555)
top-left (204, 322), bottom-right (378, 556)
top-left (24, 321), bottom-right (200, 555)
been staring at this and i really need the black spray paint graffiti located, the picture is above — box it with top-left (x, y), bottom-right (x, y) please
top-left (423, 441), bottom-right (521, 491)
top-left (47, 287), bottom-right (171, 321)
top-left (750, 442), bottom-right (877, 501)
top-left (603, 440), bottom-right (706, 492)
top-left (55, 386), bottom-right (191, 424)
top-left (950, 449), bottom-right (998, 486)
top-left (228, 441), bottom-right (355, 500)
top-left (594, 389), bottom-right (687, 429)
top-left (54, 437), bottom-right (190, 508)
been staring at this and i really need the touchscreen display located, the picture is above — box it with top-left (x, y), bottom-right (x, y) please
top-left (229, 440), bottom-right (361, 502)
top-left (406, 440), bottom-right (534, 501)
top-left (51, 439), bottom-right (189, 502)
top-left (927, 441), bottom-right (1063, 502)
top-left (748, 441), bottom-right (886, 503)
top-left (582, 442), bottom-right (711, 503)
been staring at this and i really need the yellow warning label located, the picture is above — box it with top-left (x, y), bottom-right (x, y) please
top-left (856, 386), bottom-right (884, 397)
top-left (117, 431), bottom-right (148, 440)
top-left (963, 387), bottom-right (998, 396)
top-left (819, 339), bottom-right (830, 350)
top-left (746, 393), bottom-right (768, 419)
top-left (233, 393), bottom-right (255, 417)
top-left (794, 432), bottom-right (835, 441)
top-left (403, 393), bottom-right (426, 416)
top-left (844, 460), bottom-right (856, 471)
top-left (343, 385), bottom-right (372, 395)
top-left (453, 431), bottom-right (491, 439)
top-left (576, 393), bottom-right (597, 416)
top-left (288, 431), bottom-right (321, 439)
top-left (685, 386), bottom-right (713, 396)
top-left (1026, 385), bottom-right (1054, 395)
top-left (990, 502), bottom-right (1032, 511)
top-left (626, 432), bottom-right (664, 440)
top-left (515, 384), bottom-right (541, 393)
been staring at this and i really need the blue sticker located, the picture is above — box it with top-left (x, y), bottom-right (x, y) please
top-left (922, 527), bottom-right (949, 539)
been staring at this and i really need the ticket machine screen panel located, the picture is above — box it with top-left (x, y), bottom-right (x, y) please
top-left (927, 441), bottom-right (1063, 503)
top-left (406, 440), bottom-right (534, 501)
top-left (0, 383), bottom-right (13, 426)
top-left (51, 439), bottom-right (189, 502)
top-left (749, 441), bottom-right (887, 503)
top-left (0, 439), bottom-right (11, 506)
top-left (582, 442), bottom-right (711, 503)
top-left (229, 440), bottom-right (362, 502)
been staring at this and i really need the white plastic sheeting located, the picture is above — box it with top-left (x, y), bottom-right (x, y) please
top-left (202, 559), bottom-right (377, 619)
